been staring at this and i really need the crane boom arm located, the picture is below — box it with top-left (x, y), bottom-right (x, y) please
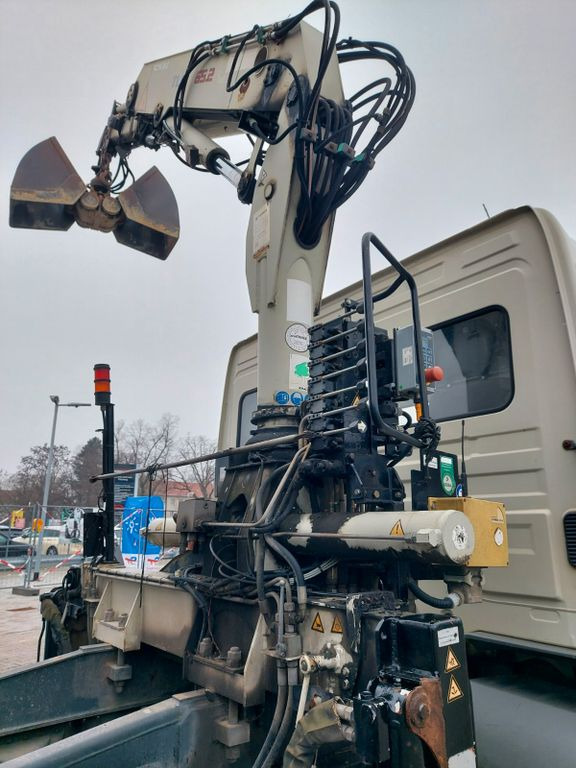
top-left (9, 3), bottom-right (415, 409)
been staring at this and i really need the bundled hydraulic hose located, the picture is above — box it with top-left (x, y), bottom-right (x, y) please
top-left (261, 683), bottom-right (297, 768)
top-left (252, 661), bottom-right (289, 768)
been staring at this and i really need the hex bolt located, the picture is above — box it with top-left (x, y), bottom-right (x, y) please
top-left (226, 646), bottom-right (242, 669)
top-left (198, 637), bottom-right (213, 658)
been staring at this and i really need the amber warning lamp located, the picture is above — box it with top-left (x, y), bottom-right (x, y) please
top-left (94, 364), bottom-right (111, 405)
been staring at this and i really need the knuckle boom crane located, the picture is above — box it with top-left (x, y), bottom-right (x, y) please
top-left (6, 3), bottom-right (509, 767)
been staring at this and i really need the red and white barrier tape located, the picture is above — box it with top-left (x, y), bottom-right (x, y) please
top-left (0, 558), bottom-right (26, 572)
top-left (37, 550), bottom-right (82, 581)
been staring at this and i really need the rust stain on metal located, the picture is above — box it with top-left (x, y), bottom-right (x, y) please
top-left (405, 677), bottom-right (448, 768)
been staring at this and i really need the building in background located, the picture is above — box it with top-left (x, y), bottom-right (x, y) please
top-left (159, 481), bottom-right (214, 517)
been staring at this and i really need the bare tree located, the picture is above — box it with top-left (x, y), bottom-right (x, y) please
top-left (116, 413), bottom-right (180, 494)
top-left (0, 469), bottom-right (19, 505)
top-left (2, 418), bottom-right (217, 511)
top-left (174, 435), bottom-right (216, 498)
top-left (9, 444), bottom-right (75, 506)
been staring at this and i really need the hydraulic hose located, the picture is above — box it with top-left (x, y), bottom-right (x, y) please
top-left (261, 683), bottom-right (297, 768)
top-left (255, 464), bottom-right (290, 523)
top-left (407, 579), bottom-right (460, 610)
top-left (255, 537), bottom-right (272, 624)
top-left (36, 619), bottom-right (46, 662)
top-left (265, 535), bottom-right (307, 610)
top-left (257, 476), bottom-right (304, 534)
top-left (252, 661), bottom-right (288, 768)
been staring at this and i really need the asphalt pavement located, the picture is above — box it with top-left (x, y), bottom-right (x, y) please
top-left (0, 589), bottom-right (43, 675)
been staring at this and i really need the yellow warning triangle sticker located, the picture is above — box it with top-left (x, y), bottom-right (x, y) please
top-left (447, 674), bottom-right (464, 703)
top-left (311, 612), bottom-right (325, 633)
top-left (390, 520), bottom-right (405, 536)
top-left (331, 615), bottom-right (344, 634)
top-left (445, 647), bottom-right (461, 673)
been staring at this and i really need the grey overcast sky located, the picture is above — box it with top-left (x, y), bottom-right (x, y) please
top-left (1, 0), bottom-right (575, 474)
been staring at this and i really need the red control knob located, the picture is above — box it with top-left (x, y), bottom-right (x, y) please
top-left (425, 366), bottom-right (444, 383)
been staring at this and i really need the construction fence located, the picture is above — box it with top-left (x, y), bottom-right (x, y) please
top-left (0, 552), bottom-right (82, 591)
top-left (0, 503), bottom-right (85, 591)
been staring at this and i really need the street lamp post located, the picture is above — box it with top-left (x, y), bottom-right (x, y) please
top-left (33, 395), bottom-right (91, 579)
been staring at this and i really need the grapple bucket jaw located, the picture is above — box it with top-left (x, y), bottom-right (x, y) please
top-left (115, 167), bottom-right (180, 260)
top-left (10, 138), bottom-right (180, 259)
top-left (9, 137), bottom-right (85, 230)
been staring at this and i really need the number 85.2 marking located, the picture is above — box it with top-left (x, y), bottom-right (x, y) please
top-left (194, 67), bottom-right (215, 84)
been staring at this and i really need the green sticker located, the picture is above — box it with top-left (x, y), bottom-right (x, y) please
top-left (440, 456), bottom-right (456, 496)
top-left (294, 361), bottom-right (309, 378)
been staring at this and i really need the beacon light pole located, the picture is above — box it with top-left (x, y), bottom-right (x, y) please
top-left (93, 365), bottom-right (116, 562)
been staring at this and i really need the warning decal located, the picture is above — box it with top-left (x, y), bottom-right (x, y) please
top-left (331, 615), bottom-right (344, 634)
top-left (445, 647), bottom-right (461, 673)
top-left (447, 674), bottom-right (464, 703)
top-left (311, 613), bottom-right (325, 633)
top-left (390, 520), bottom-right (405, 536)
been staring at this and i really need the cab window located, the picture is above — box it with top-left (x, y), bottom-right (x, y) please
top-left (428, 306), bottom-right (514, 421)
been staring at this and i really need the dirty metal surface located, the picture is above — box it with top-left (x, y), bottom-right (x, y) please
top-left (2, 690), bottom-right (226, 768)
top-left (0, 642), bottom-right (187, 739)
top-left (9, 137), bottom-right (85, 230)
top-left (116, 166), bottom-right (180, 258)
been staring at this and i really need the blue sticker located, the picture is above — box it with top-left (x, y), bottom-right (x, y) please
top-left (275, 390), bottom-right (290, 405)
top-left (291, 392), bottom-right (304, 405)
top-left (456, 484), bottom-right (463, 497)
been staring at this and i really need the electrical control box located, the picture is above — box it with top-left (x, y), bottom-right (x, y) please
top-left (394, 326), bottom-right (434, 396)
top-left (411, 450), bottom-right (460, 511)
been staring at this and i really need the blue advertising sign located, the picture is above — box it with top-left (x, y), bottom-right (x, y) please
top-left (121, 496), bottom-right (164, 568)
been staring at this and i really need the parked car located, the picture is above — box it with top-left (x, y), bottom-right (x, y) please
top-left (0, 526), bottom-right (24, 537)
top-left (12, 526), bottom-right (73, 556)
top-left (0, 530), bottom-right (30, 559)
